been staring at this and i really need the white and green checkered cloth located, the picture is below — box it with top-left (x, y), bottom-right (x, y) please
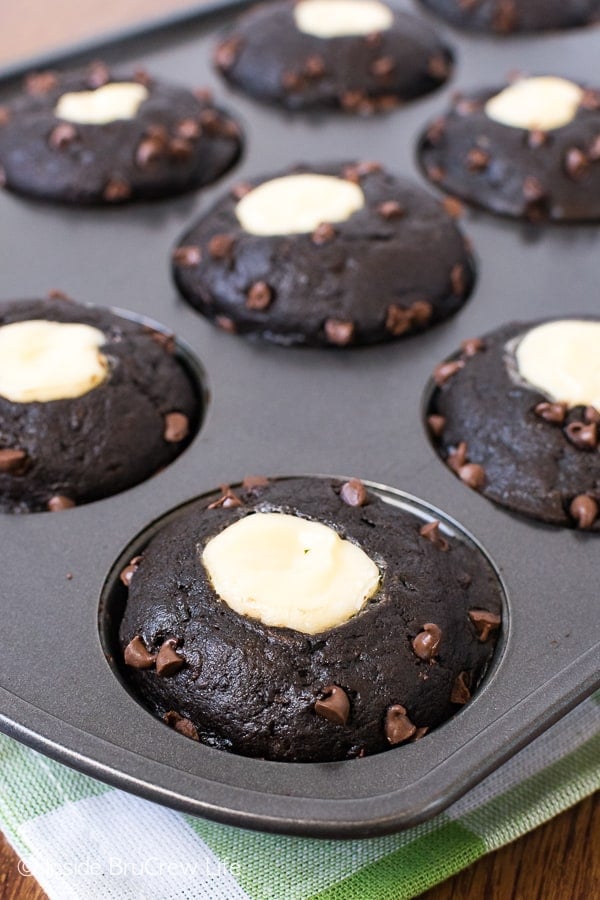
top-left (1, 692), bottom-right (599, 900)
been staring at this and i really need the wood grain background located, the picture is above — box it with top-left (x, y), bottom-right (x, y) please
top-left (0, 2), bottom-right (597, 897)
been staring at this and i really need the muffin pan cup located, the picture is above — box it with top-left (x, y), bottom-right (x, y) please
top-left (0, 0), bottom-right (599, 838)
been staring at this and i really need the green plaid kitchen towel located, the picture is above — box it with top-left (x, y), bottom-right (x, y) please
top-left (1, 692), bottom-right (599, 900)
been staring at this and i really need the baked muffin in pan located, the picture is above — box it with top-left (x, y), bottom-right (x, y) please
top-left (419, 76), bottom-right (600, 221)
top-left (428, 318), bottom-right (600, 530)
top-left (119, 476), bottom-right (503, 762)
top-left (0, 62), bottom-right (242, 204)
top-left (0, 295), bottom-right (200, 513)
top-left (172, 162), bottom-right (475, 347)
top-left (214, 0), bottom-right (453, 113)
top-left (416, 0), bottom-right (600, 35)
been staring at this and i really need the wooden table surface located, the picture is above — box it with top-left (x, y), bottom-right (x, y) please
top-left (0, 2), bottom-right (598, 897)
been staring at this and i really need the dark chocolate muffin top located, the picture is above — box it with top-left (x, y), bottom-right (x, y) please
top-left (427, 318), bottom-right (600, 530)
top-left (0, 296), bottom-right (200, 513)
top-left (0, 62), bottom-right (243, 205)
top-left (213, 0), bottom-right (453, 113)
top-left (118, 476), bottom-right (503, 762)
top-left (172, 162), bottom-right (475, 347)
top-left (417, 0), bottom-right (600, 35)
top-left (419, 77), bottom-right (600, 222)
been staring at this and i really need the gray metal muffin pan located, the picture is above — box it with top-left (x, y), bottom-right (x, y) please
top-left (0, 0), bottom-right (599, 838)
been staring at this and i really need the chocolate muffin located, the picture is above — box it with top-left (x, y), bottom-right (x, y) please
top-left (419, 76), bottom-right (600, 221)
top-left (428, 318), bottom-right (600, 530)
top-left (0, 62), bottom-right (242, 204)
top-left (172, 162), bottom-right (475, 347)
top-left (417, 0), bottom-right (600, 35)
top-left (0, 296), bottom-right (200, 513)
top-left (118, 476), bottom-right (503, 762)
top-left (214, 0), bottom-right (453, 113)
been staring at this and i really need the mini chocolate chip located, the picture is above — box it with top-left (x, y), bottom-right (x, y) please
top-left (156, 639), bottom-right (185, 677)
top-left (433, 359), bottom-right (465, 386)
top-left (282, 70), bottom-right (303, 92)
top-left (246, 281), bottom-right (273, 311)
top-left (176, 118), bottom-right (201, 140)
top-left (451, 671), bottom-right (471, 704)
top-left (0, 106), bottom-right (10, 126)
top-left (377, 200), bottom-right (405, 220)
top-left (412, 623), bottom-right (443, 661)
top-left (133, 68), bottom-right (152, 87)
top-left (135, 136), bottom-right (165, 167)
top-left (461, 337), bottom-right (485, 357)
top-left (410, 300), bottom-right (433, 325)
top-left (87, 61), bottom-right (111, 88)
top-left (468, 609), bottom-right (501, 642)
top-left (340, 90), bottom-right (367, 111)
top-left (208, 233), bottom-right (235, 259)
top-left (448, 440), bottom-right (468, 472)
top-left (410, 726), bottom-right (429, 742)
top-left (214, 37), bottom-right (242, 71)
top-left (522, 175), bottom-right (545, 202)
top-left (357, 160), bottom-right (383, 176)
top-left (198, 108), bottom-right (221, 133)
top-left (215, 315), bottom-right (236, 334)
top-left (565, 421), bottom-right (598, 450)
top-left (569, 494), bottom-right (599, 529)
top-left (164, 412), bottom-right (189, 443)
top-left (527, 129), bottom-right (548, 149)
top-left (585, 406), bottom-right (600, 424)
top-left (0, 448), bottom-right (28, 475)
top-left (146, 124), bottom-right (168, 141)
top-left (208, 485), bottom-right (243, 509)
top-left (419, 520), bottom-right (449, 551)
top-left (314, 685), bottom-right (350, 725)
top-left (325, 318), bottom-right (354, 346)
top-left (164, 711), bottom-right (199, 741)
top-left (427, 414), bottom-right (446, 438)
top-left (450, 263), bottom-right (466, 296)
top-left (124, 635), bottom-right (156, 669)
top-left (590, 136), bottom-right (600, 161)
top-left (385, 705), bottom-right (417, 744)
top-left (427, 54), bottom-right (450, 81)
top-left (364, 30), bottom-right (383, 47)
top-left (312, 222), bottom-right (336, 245)
top-left (47, 495), bottom-right (75, 512)
top-left (457, 571), bottom-right (473, 588)
top-left (340, 478), bottom-right (368, 507)
top-left (534, 401), bottom-right (567, 424)
top-left (453, 94), bottom-right (481, 116)
top-left (466, 147), bottom-right (490, 171)
top-left (25, 71), bottom-right (58, 94)
top-left (580, 88), bottom-right (600, 111)
top-left (120, 555), bottom-right (143, 587)
top-left (231, 181), bottom-right (252, 199)
top-left (565, 147), bottom-right (589, 180)
top-left (427, 163), bottom-right (447, 183)
top-left (242, 475), bottom-right (269, 492)
top-left (304, 55), bottom-right (325, 78)
top-left (168, 137), bottom-right (193, 161)
top-left (47, 289), bottom-right (72, 302)
top-left (370, 56), bottom-right (395, 78)
top-left (193, 87), bottom-right (214, 104)
top-left (458, 462), bottom-right (486, 490)
top-left (103, 178), bottom-right (131, 203)
top-left (49, 123), bottom-right (77, 149)
top-left (493, 0), bottom-right (518, 32)
top-left (147, 329), bottom-right (175, 354)
top-left (385, 305), bottom-right (413, 336)
top-left (173, 245), bottom-right (201, 267)
top-left (442, 196), bottom-right (465, 219)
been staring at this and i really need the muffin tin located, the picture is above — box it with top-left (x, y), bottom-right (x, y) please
top-left (0, 0), bottom-right (599, 838)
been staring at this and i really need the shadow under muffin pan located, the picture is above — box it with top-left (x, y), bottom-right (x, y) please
top-left (0, 0), bottom-right (599, 838)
